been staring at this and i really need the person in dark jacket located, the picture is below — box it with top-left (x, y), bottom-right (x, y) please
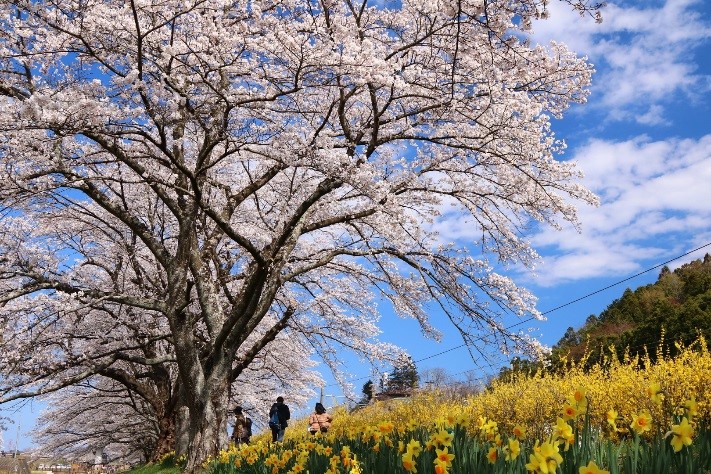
top-left (268, 396), bottom-right (290, 442)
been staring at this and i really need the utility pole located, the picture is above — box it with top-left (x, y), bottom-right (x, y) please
top-left (14, 421), bottom-right (19, 458)
top-left (12, 421), bottom-right (20, 474)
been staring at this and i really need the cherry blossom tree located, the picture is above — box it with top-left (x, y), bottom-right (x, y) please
top-left (1, 0), bottom-right (599, 469)
top-left (0, 195), bottom-right (394, 461)
top-left (32, 335), bottom-right (321, 462)
top-left (33, 380), bottom-right (163, 464)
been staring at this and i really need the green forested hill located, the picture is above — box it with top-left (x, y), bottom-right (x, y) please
top-left (549, 254), bottom-right (711, 369)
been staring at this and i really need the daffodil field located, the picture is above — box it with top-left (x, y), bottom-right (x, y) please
top-left (207, 338), bottom-right (711, 473)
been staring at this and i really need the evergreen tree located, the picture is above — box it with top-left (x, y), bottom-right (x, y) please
top-left (362, 380), bottom-right (374, 401)
top-left (388, 355), bottom-right (419, 393)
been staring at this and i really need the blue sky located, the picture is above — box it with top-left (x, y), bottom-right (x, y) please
top-left (316, 0), bottom-right (711, 407)
top-left (4, 0), bottom-right (711, 451)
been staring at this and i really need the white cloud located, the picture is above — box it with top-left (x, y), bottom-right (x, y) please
top-left (531, 0), bottom-right (711, 122)
top-left (528, 134), bottom-right (711, 286)
top-left (429, 1), bottom-right (711, 290)
top-left (635, 105), bottom-right (668, 126)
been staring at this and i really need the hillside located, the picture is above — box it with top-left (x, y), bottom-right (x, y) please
top-left (549, 254), bottom-right (711, 368)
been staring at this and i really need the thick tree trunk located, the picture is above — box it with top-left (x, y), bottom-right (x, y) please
top-left (175, 406), bottom-right (190, 458)
top-left (167, 232), bottom-right (235, 472)
top-left (183, 379), bottom-right (230, 473)
top-left (151, 414), bottom-right (177, 462)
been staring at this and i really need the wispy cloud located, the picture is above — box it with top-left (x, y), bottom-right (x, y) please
top-left (529, 134), bottom-right (711, 286)
top-left (502, 0), bottom-right (711, 287)
top-left (427, 1), bottom-right (711, 291)
top-left (532, 0), bottom-right (711, 123)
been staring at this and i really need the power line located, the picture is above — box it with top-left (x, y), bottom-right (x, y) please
top-left (326, 242), bottom-right (711, 389)
top-left (414, 344), bottom-right (467, 363)
top-left (540, 242), bottom-right (711, 315)
top-left (427, 242), bottom-right (711, 362)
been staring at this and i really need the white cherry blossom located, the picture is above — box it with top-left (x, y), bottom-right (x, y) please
top-left (1, 0), bottom-right (600, 469)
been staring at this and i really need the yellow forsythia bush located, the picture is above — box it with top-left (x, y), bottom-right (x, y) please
top-left (466, 337), bottom-right (710, 441)
top-left (270, 336), bottom-right (710, 445)
top-left (229, 337), bottom-right (709, 474)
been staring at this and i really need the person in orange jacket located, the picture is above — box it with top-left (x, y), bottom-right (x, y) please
top-left (308, 402), bottom-right (333, 435)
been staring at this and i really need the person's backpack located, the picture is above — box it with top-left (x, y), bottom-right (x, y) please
top-left (245, 417), bottom-right (253, 437)
top-left (268, 409), bottom-right (280, 430)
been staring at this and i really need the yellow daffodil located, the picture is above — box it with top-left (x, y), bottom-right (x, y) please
top-left (647, 382), bottom-right (664, 405)
top-left (567, 386), bottom-right (588, 413)
top-left (349, 455), bottom-right (362, 474)
top-left (477, 416), bottom-right (488, 429)
top-left (669, 417), bottom-right (694, 452)
top-left (482, 419), bottom-right (499, 437)
top-left (630, 411), bottom-right (653, 435)
top-left (406, 439), bottom-right (423, 457)
top-left (541, 439), bottom-right (564, 467)
top-left (526, 440), bottom-right (563, 474)
top-left (571, 386), bottom-right (587, 405)
top-left (377, 421), bottom-right (395, 434)
top-left (435, 447), bottom-right (455, 467)
top-left (579, 460), bottom-right (610, 474)
top-left (684, 398), bottom-right (699, 419)
top-left (562, 403), bottom-right (578, 421)
top-left (513, 424), bottom-right (527, 440)
top-left (433, 429), bottom-right (454, 448)
top-left (401, 452), bottom-right (417, 473)
top-left (487, 446), bottom-right (498, 464)
top-left (264, 454), bottom-right (279, 467)
top-left (434, 416), bottom-right (447, 428)
top-left (505, 438), bottom-right (520, 461)
top-left (553, 417), bottom-right (575, 451)
top-left (433, 462), bottom-right (448, 474)
top-left (525, 453), bottom-right (542, 473)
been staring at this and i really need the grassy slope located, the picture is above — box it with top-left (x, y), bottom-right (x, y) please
top-left (118, 463), bottom-right (181, 474)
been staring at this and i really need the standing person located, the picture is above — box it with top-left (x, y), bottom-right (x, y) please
top-left (268, 396), bottom-right (290, 442)
top-left (231, 406), bottom-right (250, 445)
top-left (308, 402), bottom-right (333, 435)
top-left (244, 415), bottom-right (253, 443)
